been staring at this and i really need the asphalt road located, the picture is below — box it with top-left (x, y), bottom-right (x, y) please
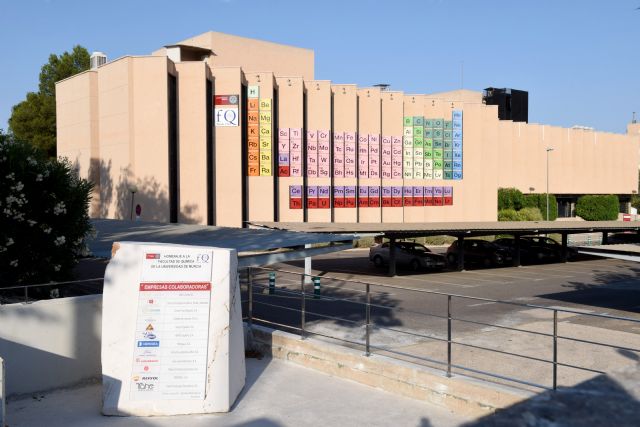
top-left (246, 248), bottom-right (640, 332)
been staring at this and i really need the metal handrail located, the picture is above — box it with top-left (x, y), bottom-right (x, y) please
top-left (0, 277), bottom-right (104, 291)
top-left (244, 266), bottom-right (640, 391)
top-left (249, 266), bottom-right (640, 324)
top-left (0, 277), bottom-right (104, 304)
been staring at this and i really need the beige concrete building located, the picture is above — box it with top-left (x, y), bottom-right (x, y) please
top-left (56, 31), bottom-right (640, 227)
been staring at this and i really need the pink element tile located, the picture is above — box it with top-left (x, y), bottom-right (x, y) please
top-left (290, 140), bottom-right (302, 152)
top-left (318, 130), bottom-right (330, 143)
top-left (306, 130), bottom-right (318, 142)
top-left (290, 128), bottom-right (302, 140)
top-left (345, 132), bottom-right (356, 143)
top-left (279, 140), bottom-right (290, 152)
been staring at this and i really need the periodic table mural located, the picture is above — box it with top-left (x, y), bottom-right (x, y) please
top-left (247, 85), bottom-right (274, 177)
top-left (250, 103), bottom-right (463, 211)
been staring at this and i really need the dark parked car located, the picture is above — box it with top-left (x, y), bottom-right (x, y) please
top-left (520, 236), bottom-right (578, 260)
top-left (369, 241), bottom-right (447, 272)
top-left (493, 237), bottom-right (556, 263)
top-left (606, 232), bottom-right (640, 245)
top-left (446, 239), bottom-right (513, 267)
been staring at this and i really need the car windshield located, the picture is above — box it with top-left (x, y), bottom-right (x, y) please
top-left (408, 244), bottom-right (429, 254)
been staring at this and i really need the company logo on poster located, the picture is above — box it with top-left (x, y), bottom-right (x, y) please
top-left (214, 94), bottom-right (239, 127)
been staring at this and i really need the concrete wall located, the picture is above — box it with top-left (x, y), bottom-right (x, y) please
top-left (157, 31), bottom-right (314, 81)
top-left (0, 295), bottom-right (102, 396)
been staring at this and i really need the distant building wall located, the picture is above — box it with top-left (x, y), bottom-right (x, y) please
top-left (56, 32), bottom-right (640, 227)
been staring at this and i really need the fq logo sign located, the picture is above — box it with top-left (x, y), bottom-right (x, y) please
top-left (214, 94), bottom-right (239, 127)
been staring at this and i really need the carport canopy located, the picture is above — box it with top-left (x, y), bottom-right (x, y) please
top-left (88, 219), bottom-right (355, 268)
top-left (251, 221), bottom-right (640, 275)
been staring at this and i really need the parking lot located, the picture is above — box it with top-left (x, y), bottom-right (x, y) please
top-left (246, 248), bottom-right (640, 390)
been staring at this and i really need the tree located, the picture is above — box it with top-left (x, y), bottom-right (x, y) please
top-left (8, 46), bottom-right (90, 158)
top-left (0, 138), bottom-right (93, 285)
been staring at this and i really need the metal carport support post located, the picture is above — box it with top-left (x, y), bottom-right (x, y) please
top-left (561, 233), bottom-right (568, 263)
top-left (602, 231), bottom-right (609, 245)
top-left (457, 236), bottom-right (465, 271)
top-left (513, 234), bottom-right (521, 267)
top-left (388, 237), bottom-right (397, 277)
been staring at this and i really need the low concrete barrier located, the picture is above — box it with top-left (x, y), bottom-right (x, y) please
top-left (0, 295), bottom-right (102, 396)
top-left (247, 324), bottom-right (530, 417)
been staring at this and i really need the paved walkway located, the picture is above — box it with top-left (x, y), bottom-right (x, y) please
top-left (7, 358), bottom-right (470, 427)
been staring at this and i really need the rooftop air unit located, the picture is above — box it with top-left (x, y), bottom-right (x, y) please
top-left (90, 52), bottom-right (107, 70)
top-left (482, 87), bottom-right (529, 123)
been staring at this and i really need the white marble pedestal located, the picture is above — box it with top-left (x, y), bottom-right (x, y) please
top-left (101, 242), bottom-right (245, 416)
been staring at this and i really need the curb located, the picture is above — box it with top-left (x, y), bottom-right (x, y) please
top-left (246, 324), bottom-right (530, 417)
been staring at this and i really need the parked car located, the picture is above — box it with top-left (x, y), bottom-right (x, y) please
top-left (520, 235), bottom-right (578, 260)
top-left (606, 232), bottom-right (640, 245)
top-left (369, 241), bottom-right (447, 271)
top-left (446, 239), bottom-right (513, 267)
top-left (493, 237), bottom-right (556, 263)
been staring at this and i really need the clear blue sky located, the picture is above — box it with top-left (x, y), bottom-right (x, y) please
top-left (1, 0), bottom-right (638, 133)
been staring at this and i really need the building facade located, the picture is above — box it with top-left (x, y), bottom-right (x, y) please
top-left (56, 31), bottom-right (640, 227)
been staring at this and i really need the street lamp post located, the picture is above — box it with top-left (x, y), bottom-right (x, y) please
top-left (546, 148), bottom-right (554, 221)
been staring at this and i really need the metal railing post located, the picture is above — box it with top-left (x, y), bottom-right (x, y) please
top-left (553, 310), bottom-right (558, 390)
top-left (365, 283), bottom-right (371, 356)
top-left (247, 268), bottom-right (253, 328)
top-left (24, 286), bottom-right (28, 304)
top-left (300, 273), bottom-right (306, 340)
top-left (447, 295), bottom-right (452, 378)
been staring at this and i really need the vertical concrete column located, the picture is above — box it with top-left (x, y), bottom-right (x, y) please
top-left (457, 236), bottom-right (465, 271)
top-left (602, 231), bottom-right (609, 245)
top-left (561, 233), bottom-right (568, 263)
top-left (513, 234), bottom-right (521, 267)
top-left (388, 238), bottom-right (397, 277)
top-left (304, 243), bottom-right (312, 285)
top-left (0, 356), bottom-right (4, 427)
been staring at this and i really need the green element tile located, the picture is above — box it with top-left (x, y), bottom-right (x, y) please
top-left (443, 151), bottom-right (453, 160)
top-left (424, 150), bottom-right (433, 159)
top-left (413, 136), bottom-right (424, 147)
top-left (433, 118), bottom-right (444, 128)
top-left (444, 120), bottom-right (453, 129)
top-left (424, 129), bottom-right (433, 139)
top-left (413, 126), bottom-right (424, 137)
top-left (444, 160), bottom-right (453, 169)
top-left (443, 130), bottom-right (452, 139)
top-left (413, 116), bottom-right (424, 126)
top-left (404, 117), bottom-right (413, 127)
top-left (433, 139), bottom-right (443, 149)
top-left (433, 149), bottom-right (443, 159)
top-left (424, 138), bottom-right (433, 149)
top-left (425, 119), bottom-right (433, 128)
top-left (444, 171), bottom-right (453, 180)
top-left (433, 129), bottom-right (443, 138)
top-left (443, 140), bottom-right (452, 150)
top-left (433, 159), bottom-right (443, 169)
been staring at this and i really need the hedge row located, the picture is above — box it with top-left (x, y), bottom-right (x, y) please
top-left (576, 195), bottom-right (619, 221)
top-left (498, 188), bottom-right (558, 221)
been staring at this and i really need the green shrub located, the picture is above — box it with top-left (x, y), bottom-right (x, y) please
top-left (523, 193), bottom-right (558, 221)
top-left (498, 208), bottom-right (520, 221)
top-left (0, 136), bottom-right (94, 285)
top-left (576, 195), bottom-right (619, 221)
top-left (498, 188), bottom-right (524, 211)
top-left (517, 207), bottom-right (544, 221)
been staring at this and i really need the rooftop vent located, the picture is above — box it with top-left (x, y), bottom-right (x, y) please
top-left (90, 52), bottom-right (107, 70)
